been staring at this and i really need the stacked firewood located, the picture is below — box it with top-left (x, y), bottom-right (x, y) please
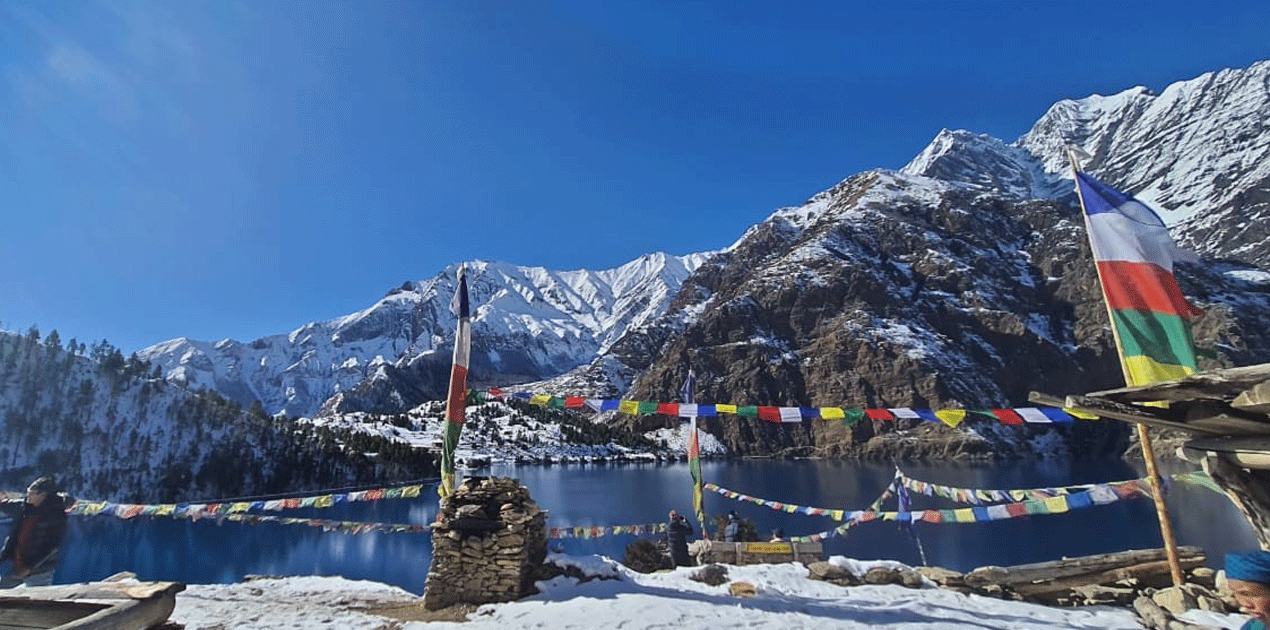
top-left (806, 547), bottom-right (1236, 629)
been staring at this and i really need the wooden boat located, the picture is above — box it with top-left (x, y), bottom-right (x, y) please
top-left (0, 578), bottom-right (183, 630)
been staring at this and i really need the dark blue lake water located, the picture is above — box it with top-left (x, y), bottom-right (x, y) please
top-left (48, 459), bottom-right (1257, 594)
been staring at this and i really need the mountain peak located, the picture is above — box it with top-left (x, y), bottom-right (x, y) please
top-left (900, 129), bottom-right (1066, 200)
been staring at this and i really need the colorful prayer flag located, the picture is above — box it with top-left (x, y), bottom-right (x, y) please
top-left (439, 265), bottom-right (471, 499)
top-left (682, 370), bottom-right (707, 536)
top-left (1076, 172), bottom-right (1201, 385)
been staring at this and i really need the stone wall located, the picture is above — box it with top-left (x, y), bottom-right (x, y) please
top-left (422, 476), bottom-right (547, 610)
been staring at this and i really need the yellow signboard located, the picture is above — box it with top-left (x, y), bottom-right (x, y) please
top-left (743, 542), bottom-right (793, 553)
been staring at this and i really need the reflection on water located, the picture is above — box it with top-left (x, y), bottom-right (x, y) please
top-left (53, 459), bottom-right (1258, 594)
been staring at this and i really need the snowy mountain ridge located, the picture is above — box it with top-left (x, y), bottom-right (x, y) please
top-left (139, 252), bottom-right (711, 418)
top-left (904, 59), bottom-right (1270, 265)
top-left (138, 58), bottom-right (1270, 462)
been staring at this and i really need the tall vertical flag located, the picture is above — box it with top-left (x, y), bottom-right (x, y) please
top-left (1072, 163), bottom-right (1198, 589)
top-left (1074, 171), bottom-right (1202, 386)
top-left (439, 265), bottom-right (471, 499)
top-left (681, 369), bottom-right (706, 536)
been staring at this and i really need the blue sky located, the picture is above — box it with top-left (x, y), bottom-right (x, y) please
top-left (2, 1), bottom-right (1267, 354)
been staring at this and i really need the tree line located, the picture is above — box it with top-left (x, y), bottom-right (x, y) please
top-left (0, 328), bottom-right (438, 503)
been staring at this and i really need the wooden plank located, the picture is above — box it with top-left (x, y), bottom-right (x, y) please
top-left (0, 582), bottom-right (183, 630)
top-left (1185, 413), bottom-right (1270, 435)
top-left (1233, 380), bottom-right (1270, 415)
top-left (1012, 558), bottom-right (1206, 598)
top-left (0, 582), bottom-right (184, 604)
top-left (0, 601), bottom-right (107, 629)
top-left (965, 546), bottom-right (1203, 586)
top-left (1085, 364), bottom-right (1270, 404)
top-left (57, 588), bottom-right (179, 630)
top-left (1059, 395), bottom-right (1224, 435)
top-left (1187, 437), bottom-right (1270, 470)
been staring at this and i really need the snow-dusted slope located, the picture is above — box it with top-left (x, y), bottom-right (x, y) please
top-left (138, 252), bottom-right (711, 418)
top-left (903, 59), bottom-right (1270, 267)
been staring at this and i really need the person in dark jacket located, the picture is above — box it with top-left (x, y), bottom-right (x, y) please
top-left (724, 511), bottom-right (740, 542)
top-left (667, 510), bottom-right (694, 567)
top-left (1, 476), bottom-right (68, 588)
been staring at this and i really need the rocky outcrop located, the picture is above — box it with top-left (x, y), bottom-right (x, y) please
top-left (805, 549), bottom-right (1233, 629)
top-left (422, 477), bottom-right (547, 611)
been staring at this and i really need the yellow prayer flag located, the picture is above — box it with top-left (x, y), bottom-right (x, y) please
top-left (830, 509), bottom-right (845, 521)
top-left (1043, 496), bottom-right (1069, 513)
top-left (403, 485), bottom-right (422, 498)
top-left (228, 502), bottom-right (251, 514)
top-left (315, 495), bottom-right (335, 508)
top-left (935, 410), bottom-right (966, 428)
top-left (530, 394), bottom-right (551, 406)
top-left (154, 504), bottom-right (176, 516)
top-left (1063, 407), bottom-right (1099, 420)
top-left (820, 407), bottom-right (845, 419)
top-left (618, 400), bottom-right (639, 415)
top-left (716, 404), bottom-right (737, 414)
top-left (953, 508), bottom-right (976, 523)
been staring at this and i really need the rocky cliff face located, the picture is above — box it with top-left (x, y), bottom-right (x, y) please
top-left (592, 60), bottom-right (1270, 459)
top-left (144, 59), bottom-right (1270, 461)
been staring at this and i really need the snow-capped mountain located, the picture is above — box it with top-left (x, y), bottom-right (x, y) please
top-left (544, 59), bottom-right (1270, 458)
top-left (140, 58), bottom-right (1270, 461)
top-left (138, 252), bottom-right (710, 418)
top-left (905, 59), bottom-right (1270, 267)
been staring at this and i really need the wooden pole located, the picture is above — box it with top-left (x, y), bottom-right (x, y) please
top-left (1067, 149), bottom-right (1185, 588)
top-left (1137, 423), bottom-right (1186, 586)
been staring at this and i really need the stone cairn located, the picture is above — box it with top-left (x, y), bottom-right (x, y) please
top-left (422, 476), bottom-right (548, 611)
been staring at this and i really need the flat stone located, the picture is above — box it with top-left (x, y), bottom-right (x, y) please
top-left (807, 561), bottom-right (851, 581)
top-left (915, 566), bottom-right (963, 586)
top-left (863, 567), bottom-right (901, 585)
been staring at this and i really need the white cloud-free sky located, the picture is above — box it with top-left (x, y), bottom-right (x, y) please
top-left (2, 0), bottom-right (1268, 353)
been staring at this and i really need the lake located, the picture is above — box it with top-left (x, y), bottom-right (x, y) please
top-left (52, 458), bottom-right (1257, 594)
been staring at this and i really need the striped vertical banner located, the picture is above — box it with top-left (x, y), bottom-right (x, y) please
top-left (1076, 171), bottom-right (1201, 384)
top-left (439, 265), bottom-right (471, 499)
top-left (682, 369), bottom-right (706, 537)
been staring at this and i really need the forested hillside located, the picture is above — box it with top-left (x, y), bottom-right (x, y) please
top-left (0, 328), bottom-right (437, 502)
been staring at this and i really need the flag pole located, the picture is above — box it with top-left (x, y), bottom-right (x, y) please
top-left (439, 264), bottom-right (472, 500)
top-left (682, 368), bottom-right (707, 538)
top-left (1067, 148), bottom-right (1185, 588)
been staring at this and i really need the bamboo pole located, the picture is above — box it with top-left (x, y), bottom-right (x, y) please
top-left (1067, 148), bottom-right (1185, 588)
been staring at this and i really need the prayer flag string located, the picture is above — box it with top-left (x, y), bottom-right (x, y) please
top-left (479, 390), bottom-right (1094, 428)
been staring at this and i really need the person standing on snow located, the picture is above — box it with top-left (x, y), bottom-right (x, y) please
top-left (667, 510), bottom-right (694, 567)
top-left (1, 476), bottom-right (69, 588)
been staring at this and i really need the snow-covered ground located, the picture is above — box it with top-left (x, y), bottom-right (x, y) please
top-left (166, 553), bottom-right (1251, 630)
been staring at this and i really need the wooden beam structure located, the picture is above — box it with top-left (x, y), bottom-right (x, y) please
top-left (1031, 362), bottom-right (1270, 551)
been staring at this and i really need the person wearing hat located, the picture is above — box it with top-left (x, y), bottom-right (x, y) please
top-left (0, 476), bottom-right (69, 588)
top-left (1226, 550), bottom-right (1270, 630)
top-left (666, 510), bottom-right (694, 567)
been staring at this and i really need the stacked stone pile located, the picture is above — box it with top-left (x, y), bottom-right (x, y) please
top-left (422, 476), bottom-right (547, 611)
